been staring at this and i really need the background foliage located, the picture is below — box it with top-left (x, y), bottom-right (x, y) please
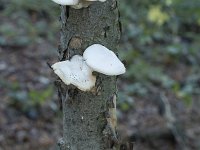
top-left (119, 0), bottom-right (200, 107)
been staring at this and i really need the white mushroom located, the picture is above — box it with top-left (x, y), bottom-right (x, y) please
top-left (86, 0), bottom-right (106, 2)
top-left (51, 55), bottom-right (96, 91)
top-left (51, 0), bottom-right (107, 9)
top-left (83, 44), bottom-right (126, 76)
top-left (51, 0), bottom-right (79, 5)
top-left (51, 44), bottom-right (125, 91)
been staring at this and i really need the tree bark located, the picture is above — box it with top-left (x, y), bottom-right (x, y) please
top-left (56, 1), bottom-right (121, 149)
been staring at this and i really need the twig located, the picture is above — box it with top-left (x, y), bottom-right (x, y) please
top-left (159, 92), bottom-right (189, 150)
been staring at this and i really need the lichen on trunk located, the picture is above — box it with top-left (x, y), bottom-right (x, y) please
top-left (56, 1), bottom-right (121, 149)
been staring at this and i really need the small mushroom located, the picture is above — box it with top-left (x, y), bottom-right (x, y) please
top-left (83, 44), bottom-right (126, 76)
top-left (51, 0), bottom-right (107, 9)
top-left (51, 0), bottom-right (79, 5)
top-left (86, 0), bottom-right (106, 2)
top-left (52, 55), bottom-right (96, 91)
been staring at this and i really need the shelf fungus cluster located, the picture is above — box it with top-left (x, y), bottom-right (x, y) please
top-left (52, 44), bottom-right (126, 91)
top-left (51, 0), bottom-right (106, 9)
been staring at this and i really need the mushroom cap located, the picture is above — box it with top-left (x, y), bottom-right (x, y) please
top-left (85, 0), bottom-right (106, 1)
top-left (52, 55), bottom-right (96, 91)
top-left (51, 0), bottom-right (79, 5)
top-left (83, 44), bottom-right (126, 76)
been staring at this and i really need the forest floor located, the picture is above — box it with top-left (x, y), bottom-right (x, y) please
top-left (0, 41), bottom-right (62, 150)
top-left (1, 1), bottom-right (200, 150)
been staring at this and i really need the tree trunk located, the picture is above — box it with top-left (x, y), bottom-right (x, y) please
top-left (56, 1), bottom-right (121, 149)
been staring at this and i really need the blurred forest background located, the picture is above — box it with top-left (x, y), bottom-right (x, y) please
top-left (0, 0), bottom-right (200, 149)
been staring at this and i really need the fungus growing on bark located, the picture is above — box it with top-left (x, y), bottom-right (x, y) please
top-left (83, 44), bottom-right (126, 76)
top-left (52, 44), bottom-right (125, 91)
top-left (51, 0), bottom-right (79, 5)
top-left (51, 55), bottom-right (96, 91)
top-left (51, 0), bottom-right (107, 9)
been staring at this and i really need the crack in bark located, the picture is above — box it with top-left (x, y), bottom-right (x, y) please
top-left (103, 26), bottom-right (110, 38)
